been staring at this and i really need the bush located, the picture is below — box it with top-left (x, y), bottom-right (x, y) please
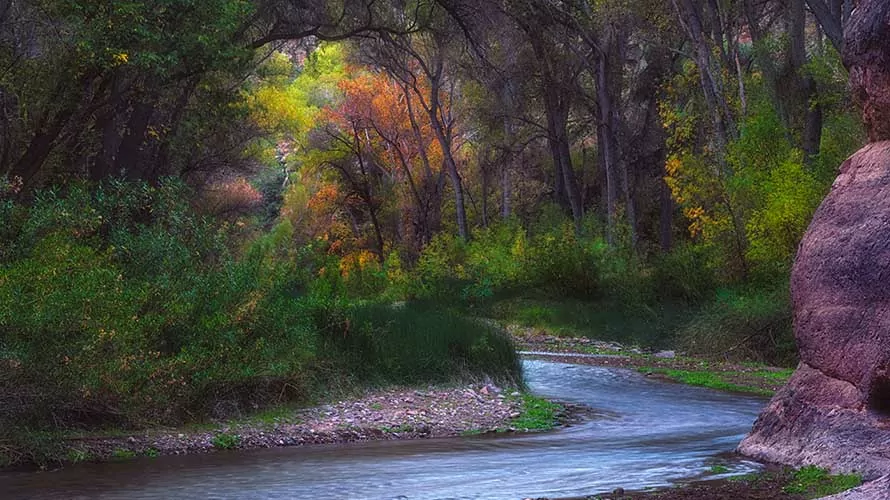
top-left (0, 180), bottom-right (317, 430)
top-left (0, 180), bottom-right (527, 436)
top-left (319, 302), bottom-right (521, 386)
top-left (653, 243), bottom-right (718, 302)
top-left (677, 285), bottom-right (795, 366)
top-left (410, 218), bottom-right (613, 304)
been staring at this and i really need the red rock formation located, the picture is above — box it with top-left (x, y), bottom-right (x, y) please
top-left (739, 142), bottom-right (890, 479)
top-left (739, 0), bottom-right (890, 480)
top-left (845, 1), bottom-right (890, 142)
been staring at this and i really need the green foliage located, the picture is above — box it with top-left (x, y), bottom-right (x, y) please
top-left (411, 216), bottom-right (647, 305)
top-left (663, 84), bottom-right (850, 284)
top-left (783, 466), bottom-right (862, 497)
top-left (66, 448), bottom-right (92, 464)
top-left (41, 0), bottom-right (254, 75)
top-left (510, 394), bottom-right (561, 431)
top-left (0, 180), bottom-right (527, 441)
top-left (640, 368), bottom-right (776, 396)
top-left (652, 243), bottom-right (718, 302)
top-left (111, 448), bottom-right (137, 460)
top-left (211, 433), bottom-right (241, 450)
top-left (0, 180), bottom-right (322, 427)
top-left (745, 151), bottom-right (823, 276)
top-left (677, 285), bottom-right (795, 366)
top-left (324, 303), bottom-right (521, 385)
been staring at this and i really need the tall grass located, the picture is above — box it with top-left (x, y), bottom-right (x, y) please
top-left (324, 303), bottom-right (521, 386)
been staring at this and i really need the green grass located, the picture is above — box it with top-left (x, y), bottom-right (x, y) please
top-left (754, 368), bottom-right (796, 382)
top-left (333, 302), bottom-right (523, 386)
top-left (639, 368), bottom-right (783, 396)
top-left (66, 448), bottom-right (91, 463)
top-left (783, 465), bottom-right (862, 498)
top-left (459, 394), bottom-right (562, 435)
top-left (110, 448), bottom-right (137, 460)
top-left (709, 465), bottom-right (730, 474)
top-left (230, 405), bottom-right (303, 428)
top-left (510, 394), bottom-right (562, 431)
top-left (379, 424), bottom-right (414, 433)
top-left (210, 432), bottom-right (240, 450)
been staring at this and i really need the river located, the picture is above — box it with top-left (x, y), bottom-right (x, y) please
top-left (1, 360), bottom-right (766, 499)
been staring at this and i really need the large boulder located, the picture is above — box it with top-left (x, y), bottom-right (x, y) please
top-left (739, 1), bottom-right (890, 479)
top-left (738, 142), bottom-right (890, 479)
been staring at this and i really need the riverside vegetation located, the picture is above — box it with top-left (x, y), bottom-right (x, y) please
top-left (0, 0), bottom-right (868, 478)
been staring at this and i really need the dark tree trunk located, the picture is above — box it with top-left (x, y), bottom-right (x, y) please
top-left (674, 0), bottom-right (736, 157)
top-left (596, 52), bottom-right (620, 244)
top-left (118, 98), bottom-right (158, 180)
top-left (543, 86), bottom-right (583, 230)
top-left (660, 177), bottom-right (674, 252)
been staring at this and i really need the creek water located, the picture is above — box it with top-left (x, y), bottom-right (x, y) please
top-left (1, 360), bottom-right (766, 499)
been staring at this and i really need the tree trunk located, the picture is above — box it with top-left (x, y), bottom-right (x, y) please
top-left (659, 177), bottom-right (674, 252)
top-left (428, 101), bottom-right (470, 240)
top-left (596, 53), bottom-right (619, 244)
top-left (118, 98), bottom-right (158, 180)
top-left (675, 0), bottom-right (736, 157)
top-left (543, 87), bottom-right (583, 231)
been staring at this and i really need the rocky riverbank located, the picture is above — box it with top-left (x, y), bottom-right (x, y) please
top-left (4, 382), bottom-right (570, 469)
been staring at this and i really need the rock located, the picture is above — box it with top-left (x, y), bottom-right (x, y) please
top-left (739, 5), bottom-right (890, 477)
top-left (844, 1), bottom-right (890, 142)
top-left (740, 141), bottom-right (890, 476)
top-left (653, 350), bottom-right (676, 359)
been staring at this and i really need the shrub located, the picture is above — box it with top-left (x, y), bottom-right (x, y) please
top-left (211, 433), bottom-right (241, 450)
top-left (319, 302), bottom-right (521, 386)
top-left (653, 243), bottom-right (718, 302)
top-left (0, 180), bottom-right (317, 430)
top-left (677, 285), bottom-right (795, 366)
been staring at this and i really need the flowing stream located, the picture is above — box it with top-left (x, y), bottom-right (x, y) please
top-left (1, 360), bottom-right (766, 499)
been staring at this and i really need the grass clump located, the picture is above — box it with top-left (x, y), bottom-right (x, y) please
top-left (110, 448), bottom-right (137, 460)
top-left (211, 433), bottom-right (240, 450)
top-left (330, 303), bottom-right (521, 386)
top-left (510, 394), bottom-right (562, 431)
top-left (783, 465), bottom-right (862, 498)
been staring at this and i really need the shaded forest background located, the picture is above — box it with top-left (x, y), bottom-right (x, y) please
top-left (0, 0), bottom-right (865, 439)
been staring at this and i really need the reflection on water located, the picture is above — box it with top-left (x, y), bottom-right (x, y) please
top-left (0, 360), bottom-right (766, 499)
